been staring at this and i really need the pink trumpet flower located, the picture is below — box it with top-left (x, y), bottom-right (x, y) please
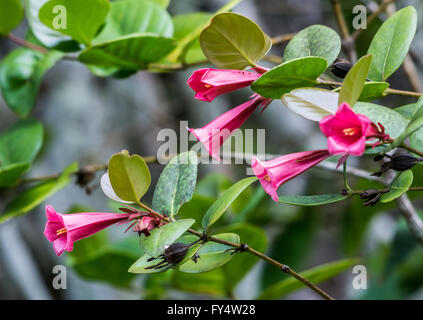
top-left (44, 205), bottom-right (137, 256)
top-left (187, 68), bottom-right (261, 102)
top-left (188, 95), bottom-right (271, 161)
top-left (252, 150), bottom-right (331, 202)
top-left (319, 102), bottom-right (370, 166)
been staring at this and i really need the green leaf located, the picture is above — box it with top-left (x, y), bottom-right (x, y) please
top-left (367, 6), bottom-right (417, 81)
top-left (0, 48), bottom-right (63, 117)
top-left (202, 177), bottom-right (257, 230)
top-left (354, 102), bottom-right (408, 139)
top-left (338, 55), bottom-right (372, 106)
top-left (128, 253), bottom-right (175, 274)
top-left (0, 163), bottom-right (30, 187)
top-left (0, 162), bottom-right (78, 223)
top-left (148, 0), bottom-right (170, 7)
top-left (257, 258), bottom-right (359, 299)
top-left (278, 194), bottom-right (348, 206)
top-left (281, 88), bottom-right (338, 121)
top-left (251, 57), bottom-right (327, 99)
top-left (358, 81), bottom-right (389, 101)
top-left (166, 0), bottom-right (241, 63)
top-left (79, 34), bottom-right (176, 70)
top-left (199, 12), bottom-right (271, 69)
top-left (0, 118), bottom-right (44, 166)
top-left (152, 152), bottom-right (198, 219)
top-left (381, 170), bottom-right (413, 203)
top-left (93, 0), bottom-right (173, 44)
top-left (108, 150), bottom-right (151, 203)
top-left (170, 12), bottom-right (212, 64)
top-left (140, 219), bottom-right (195, 257)
top-left (25, 0), bottom-right (71, 47)
top-left (386, 96), bottom-right (423, 152)
top-left (39, 0), bottom-right (110, 45)
top-left (0, 0), bottom-right (24, 35)
top-left (284, 25), bottom-right (341, 66)
top-left (179, 233), bottom-right (240, 273)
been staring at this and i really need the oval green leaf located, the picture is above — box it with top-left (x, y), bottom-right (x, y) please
top-left (39, 0), bottom-right (110, 45)
top-left (93, 0), bottom-right (173, 44)
top-left (199, 12), bottom-right (271, 69)
top-left (359, 81), bottom-right (389, 101)
top-left (281, 88), bottom-right (338, 121)
top-left (0, 0), bottom-right (24, 35)
top-left (179, 233), bottom-right (240, 273)
top-left (367, 6), bottom-right (417, 81)
top-left (251, 56), bottom-right (328, 99)
top-left (338, 55), bottom-right (372, 106)
top-left (0, 48), bottom-right (63, 117)
top-left (284, 25), bottom-right (341, 66)
top-left (278, 194), bottom-right (348, 206)
top-left (108, 150), bottom-right (151, 203)
top-left (381, 170), bottom-right (413, 203)
top-left (152, 151), bottom-right (198, 219)
top-left (79, 34), bottom-right (176, 70)
top-left (202, 177), bottom-right (257, 230)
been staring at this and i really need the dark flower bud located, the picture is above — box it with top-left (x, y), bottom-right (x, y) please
top-left (389, 155), bottom-right (421, 171)
top-left (75, 167), bottom-right (96, 193)
top-left (331, 58), bottom-right (352, 79)
top-left (373, 154), bottom-right (387, 162)
top-left (162, 243), bottom-right (190, 264)
top-left (363, 192), bottom-right (382, 207)
top-left (360, 189), bottom-right (381, 199)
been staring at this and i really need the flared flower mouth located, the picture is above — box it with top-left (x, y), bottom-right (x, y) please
top-left (251, 157), bottom-right (279, 202)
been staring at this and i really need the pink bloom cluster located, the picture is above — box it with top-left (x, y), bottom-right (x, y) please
top-left (187, 68), bottom-right (390, 202)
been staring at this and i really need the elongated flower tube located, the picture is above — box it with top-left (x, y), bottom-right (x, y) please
top-left (43, 205), bottom-right (136, 256)
top-left (188, 95), bottom-right (271, 161)
top-left (252, 150), bottom-right (331, 202)
top-left (187, 68), bottom-right (261, 102)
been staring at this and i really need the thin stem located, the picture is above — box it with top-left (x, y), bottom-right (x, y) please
top-left (400, 143), bottom-right (423, 157)
top-left (271, 33), bottom-right (296, 45)
top-left (137, 202), bottom-right (334, 300)
top-left (6, 33), bottom-right (49, 55)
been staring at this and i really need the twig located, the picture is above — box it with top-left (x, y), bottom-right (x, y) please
top-left (396, 194), bottom-right (423, 245)
top-left (6, 33), bottom-right (49, 55)
top-left (136, 201), bottom-right (335, 300)
top-left (271, 33), bottom-right (296, 45)
top-left (330, 0), bottom-right (357, 62)
top-left (399, 143), bottom-right (423, 157)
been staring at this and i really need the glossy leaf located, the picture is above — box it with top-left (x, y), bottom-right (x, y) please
top-left (128, 253), bottom-right (175, 274)
top-left (0, 163), bottom-right (78, 224)
top-left (167, 0), bottom-right (242, 63)
top-left (152, 152), bottom-right (198, 219)
top-left (358, 81), bottom-right (389, 101)
top-left (257, 258), bottom-right (359, 299)
top-left (0, 163), bottom-right (30, 187)
top-left (0, 0), bottom-right (24, 35)
top-left (381, 170), bottom-right (413, 203)
top-left (108, 150), bottom-right (151, 203)
top-left (25, 0), bottom-right (71, 47)
top-left (199, 12), bottom-right (271, 69)
top-left (202, 177), bottom-right (257, 230)
top-left (281, 88), bottom-right (338, 121)
top-left (284, 25), bottom-right (341, 66)
top-left (251, 57), bottom-right (327, 99)
top-left (79, 34), bottom-right (176, 70)
top-left (0, 48), bottom-right (63, 117)
top-left (354, 102), bottom-right (408, 139)
top-left (140, 219), bottom-right (195, 257)
top-left (100, 172), bottom-right (132, 204)
top-left (179, 233), bottom-right (240, 273)
top-left (0, 119), bottom-right (44, 166)
top-left (338, 55), bottom-right (372, 106)
top-left (367, 6), bottom-right (417, 81)
top-left (93, 0), bottom-right (173, 44)
top-left (279, 194), bottom-right (348, 206)
top-left (39, 0), bottom-right (109, 45)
